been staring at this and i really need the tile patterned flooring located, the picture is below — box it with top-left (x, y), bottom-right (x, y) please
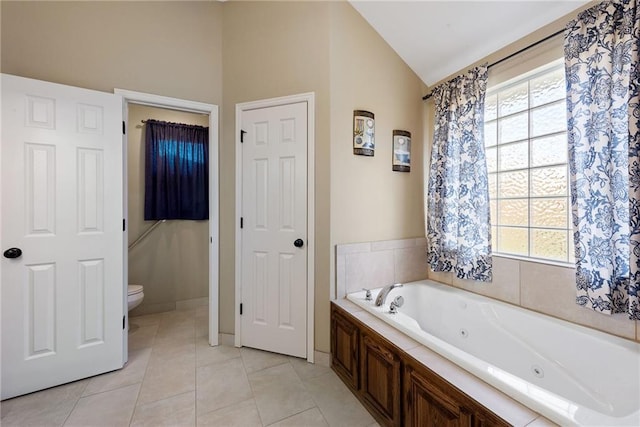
top-left (1, 306), bottom-right (378, 427)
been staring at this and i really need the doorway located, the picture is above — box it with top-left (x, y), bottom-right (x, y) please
top-left (234, 93), bottom-right (315, 361)
top-left (116, 89), bottom-right (219, 358)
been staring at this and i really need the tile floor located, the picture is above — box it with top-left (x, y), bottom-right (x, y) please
top-left (1, 305), bottom-right (378, 427)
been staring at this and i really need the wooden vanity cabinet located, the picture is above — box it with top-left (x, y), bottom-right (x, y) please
top-left (360, 331), bottom-right (402, 427)
top-left (330, 306), bottom-right (360, 390)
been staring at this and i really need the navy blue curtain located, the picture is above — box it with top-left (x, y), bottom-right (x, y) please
top-left (144, 119), bottom-right (209, 220)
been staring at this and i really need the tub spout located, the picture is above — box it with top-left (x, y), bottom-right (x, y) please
top-left (375, 283), bottom-right (403, 306)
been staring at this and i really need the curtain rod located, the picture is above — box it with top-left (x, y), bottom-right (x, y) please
top-left (422, 28), bottom-right (565, 101)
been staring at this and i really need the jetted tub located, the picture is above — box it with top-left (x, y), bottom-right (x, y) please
top-left (347, 279), bottom-right (640, 426)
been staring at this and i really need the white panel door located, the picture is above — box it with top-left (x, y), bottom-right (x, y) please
top-left (241, 102), bottom-right (307, 358)
top-left (1, 74), bottom-right (124, 399)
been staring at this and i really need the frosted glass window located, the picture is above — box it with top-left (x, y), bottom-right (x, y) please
top-left (531, 134), bottom-right (567, 167)
top-left (498, 171), bottom-right (528, 198)
top-left (531, 198), bottom-right (568, 228)
top-left (485, 94), bottom-right (498, 121)
top-left (530, 68), bottom-right (565, 107)
top-left (531, 166), bottom-right (567, 197)
top-left (498, 227), bottom-right (528, 256)
top-left (498, 199), bottom-right (528, 226)
top-left (499, 112), bottom-right (528, 143)
top-left (531, 229), bottom-right (568, 261)
top-left (498, 82), bottom-right (529, 116)
top-left (531, 101), bottom-right (567, 137)
top-left (499, 142), bottom-right (528, 171)
top-left (485, 61), bottom-right (572, 264)
top-left (485, 121), bottom-right (497, 147)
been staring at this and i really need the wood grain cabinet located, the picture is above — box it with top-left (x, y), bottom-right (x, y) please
top-left (331, 303), bottom-right (512, 427)
top-left (330, 306), bottom-right (359, 390)
top-left (360, 332), bottom-right (402, 426)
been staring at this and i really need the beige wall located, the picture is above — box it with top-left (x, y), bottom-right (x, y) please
top-left (0, 1), bottom-right (222, 104)
top-left (221, 0), bottom-right (332, 349)
top-left (127, 105), bottom-right (210, 316)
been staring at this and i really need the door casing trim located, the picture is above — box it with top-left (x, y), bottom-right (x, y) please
top-left (234, 92), bottom-right (315, 362)
top-left (114, 89), bottom-right (220, 353)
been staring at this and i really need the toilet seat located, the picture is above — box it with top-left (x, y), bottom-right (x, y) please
top-left (128, 284), bottom-right (143, 296)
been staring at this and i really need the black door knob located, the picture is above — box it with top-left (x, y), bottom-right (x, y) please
top-left (294, 239), bottom-right (304, 248)
top-left (4, 247), bottom-right (22, 259)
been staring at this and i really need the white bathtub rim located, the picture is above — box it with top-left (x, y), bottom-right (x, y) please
top-left (346, 281), bottom-right (640, 427)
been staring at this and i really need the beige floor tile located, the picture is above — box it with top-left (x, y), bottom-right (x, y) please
top-left (197, 399), bottom-right (262, 426)
top-left (196, 342), bottom-right (241, 367)
top-left (249, 362), bottom-right (315, 425)
top-left (129, 312), bottom-right (164, 328)
top-left (196, 357), bottom-right (253, 415)
top-left (130, 391), bottom-right (196, 427)
top-left (288, 357), bottom-right (332, 380)
top-left (0, 380), bottom-right (88, 427)
top-left (148, 340), bottom-right (196, 368)
top-left (303, 372), bottom-right (375, 427)
top-left (138, 356), bottom-right (196, 406)
top-left (64, 383), bottom-right (140, 427)
top-left (83, 348), bottom-right (151, 397)
top-left (268, 407), bottom-right (328, 427)
top-left (128, 323), bottom-right (159, 352)
top-left (240, 347), bottom-right (290, 374)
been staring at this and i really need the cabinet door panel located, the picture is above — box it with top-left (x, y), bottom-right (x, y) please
top-left (361, 333), bottom-right (401, 426)
top-left (331, 308), bottom-right (359, 390)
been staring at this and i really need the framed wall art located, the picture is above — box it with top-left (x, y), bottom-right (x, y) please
top-left (392, 130), bottom-right (411, 172)
top-left (353, 110), bottom-right (375, 156)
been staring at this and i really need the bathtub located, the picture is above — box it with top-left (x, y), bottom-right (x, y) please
top-left (346, 280), bottom-right (640, 426)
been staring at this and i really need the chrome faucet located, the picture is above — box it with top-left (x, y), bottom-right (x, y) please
top-left (375, 283), bottom-right (403, 306)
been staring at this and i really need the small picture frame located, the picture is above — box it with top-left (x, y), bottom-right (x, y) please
top-left (392, 130), bottom-right (411, 172)
top-left (353, 110), bottom-right (375, 156)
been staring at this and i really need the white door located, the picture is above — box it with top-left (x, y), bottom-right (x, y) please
top-left (1, 74), bottom-right (124, 399)
top-left (240, 102), bottom-right (307, 358)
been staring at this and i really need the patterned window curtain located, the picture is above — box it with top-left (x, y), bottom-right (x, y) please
top-left (426, 65), bottom-right (492, 281)
top-left (565, 0), bottom-right (640, 319)
top-left (144, 120), bottom-right (209, 220)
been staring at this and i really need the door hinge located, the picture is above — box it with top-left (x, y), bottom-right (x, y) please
top-left (122, 121), bottom-right (126, 135)
top-left (122, 315), bottom-right (125, 329)
top-left (240, 217), bottom-right (243, 229)
top-left (240, 130), bottom-right (246, 143)
top-left (240, 303), bottom-right (243, 315)
top-left (210, 237), bottom-right (213, 243)
top-left (123, 219), bottom-right (126, 231)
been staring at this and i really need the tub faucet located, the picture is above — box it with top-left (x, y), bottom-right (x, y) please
top-left (375, 283), bottom-right (403, 306)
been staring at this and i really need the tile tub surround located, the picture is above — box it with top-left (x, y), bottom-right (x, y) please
top-left (331, 299), bottom-right (554, 427)
top-left (432, 255), bottom-right (640, 344)
top-left (1, 306), bottom-right (379, 427)
top-left (335, 238), bottom-right (428, 299)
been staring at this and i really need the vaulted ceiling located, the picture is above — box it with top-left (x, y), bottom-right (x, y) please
top-left (349, 1), bottom-right (591, 87)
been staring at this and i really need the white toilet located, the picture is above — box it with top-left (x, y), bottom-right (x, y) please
top-left (128, 284), bottom-right (144, 311)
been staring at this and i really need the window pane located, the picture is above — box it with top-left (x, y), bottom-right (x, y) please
top-left (531, 166), bottom-right (567, 197)
top-left (498, 199), bottom-right (528, 226)
top-left (498, 82), bottom-right (529, 116)
top-left (488, 173), bottom-right (497, 199)
top-left (485, 120), bottom-right (497, 147)
top-left (491, 226), bottom-right (498, 252)
top-left (490, 200), bottom-right (497, 226)
top-left (485, 94), bottom-right (498, 121)
top-left (531, 68), bottom-right (565, 107)
top-left (531, 101), bottom-right (566, 137)
top-left (486, 147), bottom-right (497, 173)
top-left (498, 171), bottom-right (528, 198)
top-left (499, 112), bottom-right (528, 143)
top-left (498, 227), bottom-right (528, 256)
top-left (499, 142), bottom-right (528, 171)
top-left (531, 198), bottom-right (567, 228)
top-left (531, 134), bottom-right (567, 167)
top-left (531, 229), bottom-right (568, 261)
